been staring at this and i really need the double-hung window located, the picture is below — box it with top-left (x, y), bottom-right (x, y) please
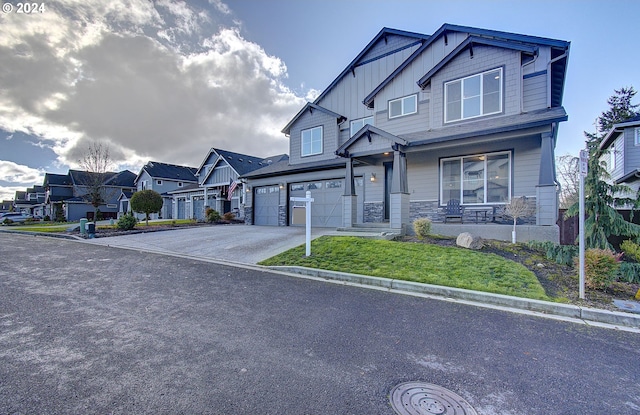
top-left (389, 94), bottom-right (417, 119)
top-left (635, 127), bottom-right (640, 146)
top-left (350, 116), bottom-right (374, 136)
top-left (445, 68), bottom-right (502, 123)
top-left (441, 151), bottom-right (511, 205)
top-left (301, 126), bottom-right (323, 157)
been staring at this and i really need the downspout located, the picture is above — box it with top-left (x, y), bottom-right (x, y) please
top-left (546, 51), bottom-right (568, 108)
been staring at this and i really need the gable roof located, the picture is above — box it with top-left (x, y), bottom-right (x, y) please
top-left (196, 147), bottom-right (278, 184)
top-left (363, 23), bottom-right (569, 108)
top-left (69, 169), bottom-right (135, 188)
top-left (336, 125), bottom-right (409, 157)
top-left (312, 27), bottom-right (431, 106)
top-left (137, 161), bottom-right (198, 183)
top-left (43, 173), bottom-right (72, 187)
top-left (600, 114), bottom-right (640, 150)
top-left (281, 103), bottom-right (346, 135)
top-left (214, 148), bottom-right (273, 176)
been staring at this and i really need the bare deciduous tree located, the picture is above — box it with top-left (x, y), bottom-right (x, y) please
top-left (556, 154), bottom-right (580, 209)
top-left (76, 142), bottom-right (116, 220)
top-left (501, 196), bottom-right (534, 243)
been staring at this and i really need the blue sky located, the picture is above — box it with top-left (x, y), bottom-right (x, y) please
top-left (1, 0), bottom-right (638, 201)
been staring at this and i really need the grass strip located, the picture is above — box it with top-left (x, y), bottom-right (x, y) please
top-left (260, 236), bottom-right (550, 301)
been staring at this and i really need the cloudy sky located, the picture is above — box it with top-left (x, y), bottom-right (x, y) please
top-left (1, 0), bottom-right (639, 201)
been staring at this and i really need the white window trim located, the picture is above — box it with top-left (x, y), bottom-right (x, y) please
top-left (156, 180), bottom-right (163, 185)
top-left (388, 94), bottom-right (418, 119)
top-left (444, 67), bottom-right (503, 123)
top-left (635, 127), bottom-right (640, 146)
top-left (301, 126), bottom-right (323, 157)
top-left (350, 116), bottom-right (374, 137)
top-left (440, 150), bottom-right (512, 206)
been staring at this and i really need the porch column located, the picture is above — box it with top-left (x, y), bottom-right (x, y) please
top-left (342, 157), bottom-right (357, 228)
top-left (390, 149), bottom-right (409, 231)
top-left (537, 131), bottom-right (558, 226)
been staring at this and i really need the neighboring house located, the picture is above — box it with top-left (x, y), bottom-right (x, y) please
top-left (243, 24), bottom-right (570, 242)
top-left (0, 200), bottom-right (14, 213)
top-left (68, 170), bottom-right (136, 220)
top-left (12, 191), bottom-right (31, 215)
top-left (44, 173), bottom-right (74, 220)
top-left (123, 161), bottom-right (198, 220)
top-left (600, 115), bottom-right (640, 200)
top-left (25, 185), bottom-right (46, 217)
top-left (168, 148), bottom-right (286, 220)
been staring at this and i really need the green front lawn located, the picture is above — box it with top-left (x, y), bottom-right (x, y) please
top-left (259, 236), bottom-right (550, 301)
top-left (6, 218), bottom-right (196, 233)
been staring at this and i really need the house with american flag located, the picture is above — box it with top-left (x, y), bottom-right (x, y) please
top-left (167, 148), bottom-right (287, 220)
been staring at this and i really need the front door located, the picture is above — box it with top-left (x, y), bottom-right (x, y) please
top-left (384, 162), bottom-right (393, 221)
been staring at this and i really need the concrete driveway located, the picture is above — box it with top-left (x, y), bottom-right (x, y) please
top-left (85, 225), bottom-right (337, 264)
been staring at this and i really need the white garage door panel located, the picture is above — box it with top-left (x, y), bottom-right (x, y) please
top-left (290, 179), bottom-right (362, 228)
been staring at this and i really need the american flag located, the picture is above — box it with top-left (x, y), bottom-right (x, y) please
top-left (227, 178), bottom-right (238, 201)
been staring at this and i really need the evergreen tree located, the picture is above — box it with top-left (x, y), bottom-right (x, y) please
top-left (567, 87), bottom-right (640, 249)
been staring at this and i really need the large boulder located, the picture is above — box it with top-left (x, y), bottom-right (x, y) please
top-left (456, 232), bottom-right (484, 250)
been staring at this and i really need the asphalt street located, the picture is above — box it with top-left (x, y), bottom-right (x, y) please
top-left (1, 233), bottom-right (640, 414)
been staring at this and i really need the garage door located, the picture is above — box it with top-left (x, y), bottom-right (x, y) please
top-left (254, 185), bottom-right (280, 226)
top-left (289, 179), bottom-right (363, 228)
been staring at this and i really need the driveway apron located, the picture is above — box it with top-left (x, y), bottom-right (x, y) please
top-left (85, 225), bottom-right (336, 264)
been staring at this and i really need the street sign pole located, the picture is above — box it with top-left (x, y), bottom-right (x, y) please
top-left (579, 149), bottom-right (588, 299)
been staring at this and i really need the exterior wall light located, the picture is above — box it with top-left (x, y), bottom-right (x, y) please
top-left (370, 173), bottom-right (376, 182)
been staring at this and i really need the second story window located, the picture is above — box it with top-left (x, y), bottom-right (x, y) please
top-left (301, 126), bottom-right (323, 157)
top-left (389, 94), bottom-right (417, 119)
top-left (350, 116), bottom-right (374, 136)
top-left (635, 127), bottom-right (640, 146)
top-left (445, 68), bottom-right (502, 123)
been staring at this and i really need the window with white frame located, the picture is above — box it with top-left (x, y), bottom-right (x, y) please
top-left (445, 68), bottom-right (503, 123)
top-left (301, 126), bottom-right (323, 157)
top-left (440, 151), bottom-right (511, 205)
top-left (635, 127), bottom-right (640, 146)
top-left (389, 94), bottom-right (417, 119)
top-left (350, 116), bottom-right (374, 136)
top-left (156, 180), bottom-right (163, 185)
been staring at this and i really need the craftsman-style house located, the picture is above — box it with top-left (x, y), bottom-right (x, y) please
top-left (600, 115), bottom-right (640, 198)
top-left (243, 23), bottom-right (570, 241)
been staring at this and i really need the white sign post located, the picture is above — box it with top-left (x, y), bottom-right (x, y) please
top-left (290, 191), bottom-right (314, 257)
top-left (579, 149), bottom-right (588, 299)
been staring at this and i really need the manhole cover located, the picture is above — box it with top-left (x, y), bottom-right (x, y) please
top-left (390, 382), bottom-right (477, 415)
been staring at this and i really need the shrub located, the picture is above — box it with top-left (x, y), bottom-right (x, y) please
top-left (528, 241), bottom-right (578, 266)
top-left (413, 218), bottom-right (432, 239)
top-left (222, 212), bottom-right (236, 221)
top-left (620, 240), bottom-right (640, 262)
top-left (576, 248), bottom-right (621, 290)
top-left (130, 190), bottom-right (163, 225)
top-left (206, 209), bottom-right (220, 223)
top-left (617, 262), bottom-right (640, 284)
top-left (43, 215), bottom-right (51, 222)
top-left (2, 218), bottom-right (13, 225)
top-left (117, 213), bottom-right (137, 230)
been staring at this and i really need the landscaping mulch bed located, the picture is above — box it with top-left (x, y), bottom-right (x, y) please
top-left (398, 235), bottom-right (640, 312)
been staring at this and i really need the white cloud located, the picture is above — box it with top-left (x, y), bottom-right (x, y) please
top-left (0, 161), bottom-right (46, 200)
top-left (0, 0), bottom-right (307, 185)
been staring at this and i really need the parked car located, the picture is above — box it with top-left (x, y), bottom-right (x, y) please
top-left (0, 212), bottom-right (34, 224)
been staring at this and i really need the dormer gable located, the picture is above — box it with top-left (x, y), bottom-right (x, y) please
top-left (363, 23), bottom-right (569, 109)
top-left (311, 28), bottom-right (430, 107)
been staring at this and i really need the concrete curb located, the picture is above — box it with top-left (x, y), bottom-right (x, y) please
top-left (269, 266), bottom-right (640, 330)
top-left (6, 230), bottom-right (639, 331)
